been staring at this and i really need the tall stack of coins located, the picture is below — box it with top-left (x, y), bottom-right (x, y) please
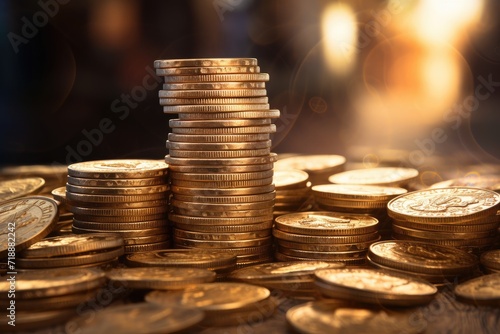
top-left (155, 58), bottom-right (279, 266)
top-left (65, 160), bottom-right (170, 254)
top-left (273, 169), bottom-right (312, 217)
top-left (387, 187), bottom-right (500, 254)
top-left (273, 212), bottom-right (380, 265)
top-left (311, 184), bottom-right (407, 239)
top-left (274, 154), bottom-right (346, 185)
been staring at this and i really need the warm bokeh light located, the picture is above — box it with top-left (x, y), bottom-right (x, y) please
top-left (412, 0), bottom-right (484, 45)
top-left (321, 3), bottom-right (357, 76)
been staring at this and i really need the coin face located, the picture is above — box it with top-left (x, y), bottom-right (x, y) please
top-left (67, 303), bottom-right (204, 334)
top-left (68, 160), bottom-right (168, 179)
top-left (328, 167), bottom-right (419, 186)
top-left (387, 187), bottom-right (500, 222)
top-left (275, 155), bottom-right (346, 173)
top-left (315, 268), bottom-right (437, 296)
top-left (274, 211), bottom-right (379, 236)
top-left (454, 273), bottom-right (500, 305)
top-left (0, 177), bottom-right (45, 203)
top-left (230, 261), bottom-right (344, 280)
top-left (286, 301), bottom-right (426, 334)
top-left (0, 196), bottom-right (59, 255)
top-left (368, 240), bottom-right (478, 275)
top-left (273, 169), bottom-right (310, 188)
top-left (145, 283), bottom-right (270, 311)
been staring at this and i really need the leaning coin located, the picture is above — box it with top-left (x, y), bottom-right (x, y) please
top-left (67, 303), bottom-right (204, 334)
top-left (0, 196), bottom-right (58, 256)
top-left (0, 177), bottom-right (45, 203)
top-left (19, 233), bottom-right (124, 258)
top-left (454, 273), bottom-right (500, 306)
top-left (106, 267), bottom-right (216, 290)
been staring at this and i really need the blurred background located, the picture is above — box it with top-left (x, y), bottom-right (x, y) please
top-left (1, 0), bottom-right (499, 175)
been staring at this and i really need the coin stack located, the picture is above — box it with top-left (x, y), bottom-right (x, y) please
top-left (64, 160), bottom-right (170, 254)
top-left (154, 58), bottom-right (279, 267)
top-left (17, 234), bottom-right (124, 270)
top-left (311, 184), bottom-right (407, 239)
top-left (229, 260), bottom-right (344, 299)
top-left (367, 240), bottom-right (479, 283)
top-left (273, 169), bottom-right (313, 218)
top-left (388, 187), bottom-right (500, 254)
top-left (480, 249), bottom-right (500, 274)
top-left (274, 154), bottom-right (346, 185)
top-left (0, 268), bottom-right (106, 332)
top-left (145, 282), bottom-right (276, 327)
top-left (273, 212), bottom-right (380, 265)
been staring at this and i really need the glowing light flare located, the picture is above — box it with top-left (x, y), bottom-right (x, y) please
top-left (412, 0), bottom-right (484, 44)
top-left (321, 3), bottom-right (358, 76)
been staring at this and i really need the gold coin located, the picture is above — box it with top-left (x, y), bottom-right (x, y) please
top-left (162, 73), bottom-right (270, 83)
top-left (273, 169), bottom-right (310, 189)
top-left (145, 282), bottom-right (270, 311)
top-left (65, 191), bottom-right (168, 204)
top-left (274, 252), bottom-right (365, 265)
top-left (286, 301), bottom-right (427, 334)
top-left (368, 240), bottom-right (478, 275)
top-left (276, 238), bottom-right (378, 252)
top-left (169, 118), bottom-right (271, 127)
top-left (392, 223), bottom-right (496, 240)
top-left (168, 132), bottom-right (270, 143)
top-left (122, 234), bottom-right (170, 246)
top-left (274, 211), bottom-right (379, 236)
top-left (171, 198), bottom-right (274, 211)
top-left (171, 124), bottom-right (276, 135)
top-left (311, 184), bottom-right (407, 201)
top-left (275, 154), bottom-right (346, 174)
top-left (156, 65), bottom-right (260, 76)
top-left (67, 176), bottom-right (166, 187)
top-left (0, 177), bottom-right (45, 203)
top-left (69, 205), bottom-right (168, 217)
top-left (160, 96), bottom-right (269, 106)
top-left (454, 273), bottom-right (500, 306)
top-left (168, 163), bottom-right (275, 173)
top-left (174, 235), bottom-right (272, 249)
top-left (174, 229), bottom-right (270, 241)
top-left (166, 139), bottom-right (271, 150)
top-left (174, 220), bottom-right (273, 233)
top-left (68, 302), bottom-right (204, 334)
top-left (392, 216), bottom-right (499, 233)
top-left (178, 109), bottom-right (280, 120)
top-left (106, 267), bottom-right (216, 290)
top-left (0, 268), bottom-right (105, 298)
top-left (17, 247), bottom-right (124, 269)
top-left (329, 167), bottom-right (419, 187)
top-left (171, 177), bottom-right (273, 189)
top-left (125, 249), bottom-right (237, 269)
top-left (124, 241), bottom-right (170, 254)
top-left (73, 213), bottom-right (166, 223)
top-left (19, 233), bottom-right (124, 258)
top-left (0, 196), bottom-right (58, 256)
top-left (172, 191), bottom-right (275, 204)
top-left (168, 148), bottom-right (271, 159)
top-left (171, 184), bottom-right (274, 196)
top-left (160, 88), bottom-right (267, 98)
top-left (273, 229), bottom-right (380, 244)
top-left (314, 197), bottom-right (393, 209)
top-left (166, 153), bottom-right (277, 166)
top-left (172, 206), bottom-right (273, 217)
top-left (66, 183), bottom-right (169, 195)
top-left (387, 187), bottom-right (500, 223)
top-left (67, 197), bottom-right (169, 209)
top-left (316, 202), bottom-right (385, 215)
top-left (177, 243), bottom-right (272, 256)
top-left (170, 170), bottom-right (273, 181)
top-left (314, 268), bottom-right (437, 306)
top-left (169, 213), bottom-right (273, 225)
top-left (154, 58), bottom-right (258, 68)
top-left (68, 159), bottom-right (168, 179)
top-left (71, 226), bottom-right (168, 238)
top-left (163, 103), bottom-right (270, 113)
top-left (71, 218), bottom-right (165, 231)
top-left (14, 289), bottom-right (99, 311)
top-left (392, 232), bottom-right (497, 248)
top-left (480, 249), bottom-right (500, 271)
top-left (163, 81), bottom-right (265, 90)
top-left (431, 175), bottom-right (500, 192)
top-left (277, 246), bottom-right (366, 261)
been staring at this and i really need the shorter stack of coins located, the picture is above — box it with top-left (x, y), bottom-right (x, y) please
top-left (480, 249), bottom-right (500, 273)
top-left (229, 260), bottom-right (344, 299)
top-left (155, 58), bottom-right (278, 267)
top-left (273, 169), bottom-right (313, 217)
top-left (314, 267), bottom-right (437, 306)
top-left (388, 187), bottom-right (500, 254)
top-left (125, 249), bottom-right (237, 280)
top-left (273, 212), bottom-right (380, 265)
top-left (0, 268), bottom-right (106, 332)
top-left (145, 283), bottom-right (276, 327)
top-left (311, 184), bottom-right (407, 239)
top-left (65, 160), bottom-right (170, 254)
top-left (17, 234), bottom-right (124, 270)
top-left (274, 154), bottom-right (346, 185)
top-left (367, 240), bottom-right (479, 283)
